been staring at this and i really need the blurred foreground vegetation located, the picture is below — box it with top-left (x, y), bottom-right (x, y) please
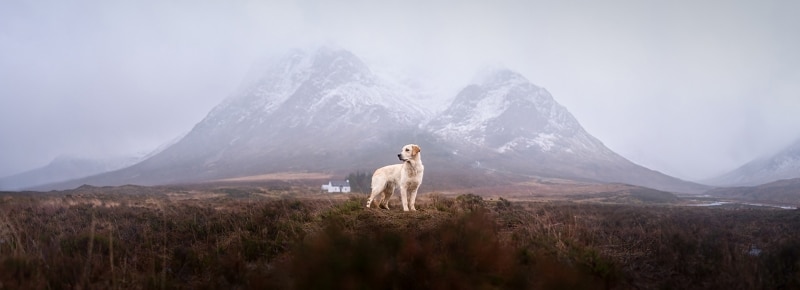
top-left (1, 187), bottom-right (799, 289)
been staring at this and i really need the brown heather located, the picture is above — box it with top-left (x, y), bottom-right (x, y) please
top-left (1, 187), bottom-right (799, 289)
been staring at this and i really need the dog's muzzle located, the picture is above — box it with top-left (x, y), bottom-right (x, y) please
top-left (397, 154), bottom-right (405, 161)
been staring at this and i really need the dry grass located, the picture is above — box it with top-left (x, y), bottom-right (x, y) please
top-left (212, 172), bottom-right (332, 183)
top-left (1, 186), bottom-right (799, 289)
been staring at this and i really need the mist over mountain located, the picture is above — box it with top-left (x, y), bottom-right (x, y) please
top-left (706, 138), bottom-right (800, 186)
top-left (34, 48), bottom-right (706, 193)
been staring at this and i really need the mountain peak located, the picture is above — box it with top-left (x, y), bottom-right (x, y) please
top-left (428, 68), bottom-right (586, 152)
top-left (471, 67), bottom-right (530, 88)
top-left (307, 46), bottom-right (374, 83)
top-left (203, 47), bottom-right (415, 130)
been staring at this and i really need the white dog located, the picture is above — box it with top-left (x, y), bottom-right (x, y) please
top-left (366, 144), bottom-right (424, 211)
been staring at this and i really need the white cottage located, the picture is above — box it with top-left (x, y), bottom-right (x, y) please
top-left (321, 180), bottom-right (351, 193)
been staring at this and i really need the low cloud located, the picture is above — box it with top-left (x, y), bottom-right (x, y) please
top-left (1, 0), bottom-right (798, 180)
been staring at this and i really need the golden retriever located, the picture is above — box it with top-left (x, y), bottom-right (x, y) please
top-left (366, 144), bottom-right (424, 211)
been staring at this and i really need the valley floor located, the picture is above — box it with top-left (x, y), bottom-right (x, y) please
top-left (1, 184), bottom-right (799, 289)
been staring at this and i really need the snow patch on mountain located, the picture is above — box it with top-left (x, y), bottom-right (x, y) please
top-left (533, 133), bottom-right (558, 151)
top-left (258, 51), bottom-right (314, 114)
top-left (474, 87), bottom-right (512, 123)
top-left (496, 133), bottom-right (559, 153)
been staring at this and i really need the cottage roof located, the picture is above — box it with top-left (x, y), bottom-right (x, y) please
top-left (330, 180), bottom-right (350, 187)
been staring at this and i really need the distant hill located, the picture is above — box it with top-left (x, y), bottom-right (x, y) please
top-left (0, 132), bottom-right (183, 191)
top-left (0, 155), bottom-right (140, 191)
top-left (707, 139), bottom-right (800, 186)
top-left (707, 178), bottom-right (800, 205)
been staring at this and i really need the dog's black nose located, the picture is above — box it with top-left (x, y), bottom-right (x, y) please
top-left (397, 154), bottom-right (403, 160)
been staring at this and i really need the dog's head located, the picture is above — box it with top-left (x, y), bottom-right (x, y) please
top-left (397, 144), bottom-right (421, 161)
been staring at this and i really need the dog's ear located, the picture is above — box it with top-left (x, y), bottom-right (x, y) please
top-left (412, 145), bottom-right (421, 155)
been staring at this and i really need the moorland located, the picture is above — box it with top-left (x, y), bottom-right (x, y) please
top-left (1, 179), bottom-right (799, 289)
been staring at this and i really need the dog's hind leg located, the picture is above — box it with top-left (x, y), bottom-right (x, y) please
top-left (368, 173), bottom-right (391, 208)
top-left (366, 181), bottom-right (384, 208)
top-left (380, 183), bottom-right (394, 209)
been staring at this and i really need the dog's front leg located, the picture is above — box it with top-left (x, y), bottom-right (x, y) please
top-left (409, 188), bottom-right (418, 211)
top-left (399, 185), bottom-right (410, 211)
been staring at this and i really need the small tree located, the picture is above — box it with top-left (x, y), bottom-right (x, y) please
top-left (346, 171), bottom-right (371, 194)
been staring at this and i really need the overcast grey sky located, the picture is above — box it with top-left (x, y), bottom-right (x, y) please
top-left (1, 0), bottom-right (798, 181)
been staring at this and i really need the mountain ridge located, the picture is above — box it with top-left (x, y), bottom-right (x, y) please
top-left (29, 48), bottom-right (706, 193)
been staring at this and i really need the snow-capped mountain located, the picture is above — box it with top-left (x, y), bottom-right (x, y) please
top-left (208, 47), bottom-right (430, 133)
top-left (707, 138), bottom-right (800, 186)
top-left (165, 47), bottom-right (431, 173)
top-left (429, 69), bottom-right (608, 155)
top-left (46, 47), bottom-right (436, 187)
top-left (427, 69), bottom-right (706, 193)
top-left (43, 48), bottom-right (706, 193)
